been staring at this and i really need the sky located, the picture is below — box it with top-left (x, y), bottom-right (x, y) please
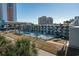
top-left (17, 3), bottom-right (79, 24)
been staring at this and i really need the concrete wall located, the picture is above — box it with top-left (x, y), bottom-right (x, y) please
top-left (69, 26), bottom-right (79, 48)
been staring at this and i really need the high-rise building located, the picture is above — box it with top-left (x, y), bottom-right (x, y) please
top-left (0, 4), bottom-right (3, 21)
top-left (38, 16), bottom-right (53, 25)
top-left (0, 3), bottom-right (16, 22)
top-left (47, 17), bottom-right (53, 25)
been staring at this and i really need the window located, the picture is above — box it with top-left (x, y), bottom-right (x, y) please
top-left (7, 3), bottom-right (13, 8)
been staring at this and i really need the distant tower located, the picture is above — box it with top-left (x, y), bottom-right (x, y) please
top-left (47, 17), bottom-right (53, 25)
top-left (0, 4), bottom-right (3, 20)
top-left (7, 3), bottom-right (17, 22)
top-left (38, 16), bottom-right (53, 25)
top-left (0, 3), bottom-right (17, 22)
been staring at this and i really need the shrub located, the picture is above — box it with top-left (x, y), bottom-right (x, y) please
top-left (15, 39), bottom-right (37, 56)
top-left (0, 35), bottom-right (37, 56)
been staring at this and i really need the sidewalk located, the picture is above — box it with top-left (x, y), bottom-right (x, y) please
top-left (37, 48), bottom-right (56, 56)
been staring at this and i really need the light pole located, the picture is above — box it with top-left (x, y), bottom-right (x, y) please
top-left (64, 40), bottom-right (69, 56)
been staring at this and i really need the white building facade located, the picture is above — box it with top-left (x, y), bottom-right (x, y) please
top-left (69, 16), bottom-right (79, 48)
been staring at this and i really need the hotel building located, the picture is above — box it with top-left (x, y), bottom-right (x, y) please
top-left (0, 3), bottom-right (16, 22)
top-left (38, 16), bottom-right (53, 25)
